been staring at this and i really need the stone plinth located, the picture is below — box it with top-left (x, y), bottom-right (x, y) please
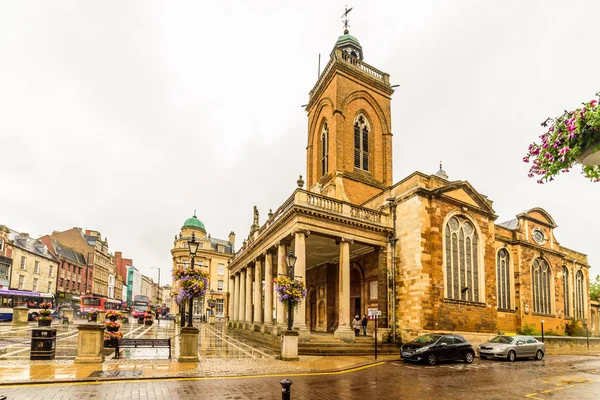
top-left (209, 316), bottom-right (215, 325)
top-left (12, 306), bottom-right (29, 326)
top-left (179, 326), bottom-right (199, 362)
top-left (97, 310), bottom-right (106, 323)
top-left (74, 323), bottom-right (105, 363)
top-left (61, 308), bottom-right (74, 324)
top-left (297, 327), bottom-right (310, 343)
top-left (334, 326), bottom-right (356, 343)
top-left (280, 330), bottom-right (299, 361)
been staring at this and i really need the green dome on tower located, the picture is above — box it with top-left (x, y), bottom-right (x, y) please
top-left (182, 213), bottom-right (206, 232)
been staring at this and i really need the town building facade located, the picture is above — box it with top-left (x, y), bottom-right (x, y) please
top-left (39, 236), bottom-right (90, 309)
top-left (5, 229), bottom-right (58, 295)
top-left (0, 225), bottom-right (13, 290)
top-left (226, 27), bottom-right (592, 342)
top-left (170, 214), bottom-right (234, 321)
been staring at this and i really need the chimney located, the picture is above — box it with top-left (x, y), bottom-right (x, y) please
top-left (21, 233), bottom-right (29, 237)
top-left (228, 231), bottom-right (235, 246)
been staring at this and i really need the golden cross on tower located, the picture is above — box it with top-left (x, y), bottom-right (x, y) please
top-left (341, 5), bottom-right (353, 34)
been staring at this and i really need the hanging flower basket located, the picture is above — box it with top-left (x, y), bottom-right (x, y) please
top-left (524, 94), bottom-right (600, 183)
top-left (275, 276), bottom-right (307, 308)
top-left (173, 265), bottom-right (210, 305)
top-left (103, 331), bottom-right (123, 348)
top-left (105, 321), bottom-right (121, 332)
top-left (106, 310), bottom-right (122, 322)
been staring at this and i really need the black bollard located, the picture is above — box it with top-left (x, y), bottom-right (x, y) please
top-left (280, 378), bottom-right (293, 400)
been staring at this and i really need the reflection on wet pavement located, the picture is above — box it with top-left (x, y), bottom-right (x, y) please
top-left (0, 318), bottom-right (278, 361)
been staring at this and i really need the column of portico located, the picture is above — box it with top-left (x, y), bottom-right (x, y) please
top-left (262, 250), bottom-right (274, 334)
top-left (334, 238), bottom-right (355, 342)
top-left (293, 230), bottom-right (310, 342)
top-left (275, 243), bottom-right (287, 334)
top-left (238, 269), bottom-right (246, 328)
top-left (228, 276), bottom-right (235, 324)
top-left (253, 259), bottom-right (263, 331)
top-left (245, 265), bottom-right (253, 330)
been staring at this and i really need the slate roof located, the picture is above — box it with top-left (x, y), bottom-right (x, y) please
top-left (209, 237), bottom-right (233, 254)
top-left (51, 239), bottom-right (87, 265)
top-left (6, 228), bottom-right (57, 262)
top-left (497, 219), bottom-right (519, 230)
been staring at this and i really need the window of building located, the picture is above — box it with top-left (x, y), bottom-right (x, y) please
top-left (321, 121), bottom-right (329, 176)
top-left (18, 275), bottom-right (24, 290)
top-left (34, 261), bottom-right (40, 274)
top-left (217, 280), bottom-right (224, 291)
top-left (562, 266), bottom-right (570, 318)
top-left (49, 265), bottom-right (54, 277)
top-left (496, 248), bottom-right (511, 310)
top-left (20, 256), bottom-right (27, 270)
top-left (353, 114), bottom-right (370, 171)
top-left (33, 278), bottom-right (38, 292)
top-left (0, 237), bottom-right (4, 251)
top-left (48, 281), bottom-right (53, 293)
top-left (532, 258), bottom-right (552, 314)
top-left (444, 215), bottom-right (481, 302)
top-left (59, 278), bottom-right (64, 287)
top-left (215, 299), bottom-right (224, 318)
top-left (218, 263), bottom-right (225, 276)
top-left (369, 280), bottom-right (378, 300)
top-left (0, 263), bottom-right (9, 280)
top-left (575, 270), bottom-right (585, 319)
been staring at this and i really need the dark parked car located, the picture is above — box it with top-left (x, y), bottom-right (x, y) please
top-left (401, 333), bottom-right (475, 366)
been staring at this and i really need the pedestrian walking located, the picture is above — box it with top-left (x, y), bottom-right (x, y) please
top-left (352, 315), bottom-right (361, 337)
top-left (361, 314), bottom-right (368, 336)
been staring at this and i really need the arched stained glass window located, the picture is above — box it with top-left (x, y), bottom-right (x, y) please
top-left (496, 248), bottom-right (511, 310)
top-left (562, 266), bottom-right (570, 318)
top-left (532, 258), bottom-right (551, 314)
top-left (575, 270), bottom-right (585, 319)
top-left (444, 215), bottom-right (480, 302)
top-left (353, 114), bottom-right (369, 171)
top-left (321, 121), bottom-right (329, 176)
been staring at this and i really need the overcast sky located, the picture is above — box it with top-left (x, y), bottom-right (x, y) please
top-left (1, 1), bottom-right (599, 286)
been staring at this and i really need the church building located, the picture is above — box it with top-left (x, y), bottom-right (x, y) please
top-left (226, 24), bottom-right (591, 342)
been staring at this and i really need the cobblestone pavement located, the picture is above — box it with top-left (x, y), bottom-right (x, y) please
top-left (1, 355), bottom-right (600, 399)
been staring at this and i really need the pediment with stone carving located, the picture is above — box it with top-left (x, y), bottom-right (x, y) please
top-left (432, 181), bottom-right (496, 216)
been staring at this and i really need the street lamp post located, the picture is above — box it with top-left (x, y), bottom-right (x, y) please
top-left (187, 233), bottom-right (200, 327)
top-left (151, 267), bottom-right (161, 307)
top-left (286, 250), bottom-right (297, 331)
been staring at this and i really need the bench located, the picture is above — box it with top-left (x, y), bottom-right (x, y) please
top-left (115, 338), bottom-right (171, 359)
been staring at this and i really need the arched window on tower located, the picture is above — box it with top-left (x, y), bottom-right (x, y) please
top-left (496, 248), bottom-right (511, 310)
top-left (562, 266), bottom-right (570, 318)
top-left (353, 114), bottom-right (369, 171)
top-left (444, 215), bottom-right (481, 302)
top-left (532, 258), bottom-right (552, 314)
top-left (575, 270), bottom-right (585, 319)
top-left (321, 121), bottom-right (329, 176)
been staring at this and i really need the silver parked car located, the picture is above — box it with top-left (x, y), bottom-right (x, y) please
top-left (477, 335), bottom-right (545, 362)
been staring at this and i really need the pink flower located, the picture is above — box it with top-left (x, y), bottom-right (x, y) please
top-left (590, 100), bottom-right (597, 107)
top-left (558, 147), bottom-right (571, 156)
top-left (523, 156), bottom-right (530, 163)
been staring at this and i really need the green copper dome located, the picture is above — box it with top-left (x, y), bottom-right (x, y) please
top-left (335, 34), bottom-right (360, 47)
top-left (182, 215), bottom-right (206, 231)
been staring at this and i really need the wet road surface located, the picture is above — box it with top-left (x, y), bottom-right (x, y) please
top-left (0, 355), bottom-right (599, 399)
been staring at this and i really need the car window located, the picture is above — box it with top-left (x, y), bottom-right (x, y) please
top-left (453, 336), bottom-right (465, 343)
top-left (489, 335), bottom-right (515, 344)
top-left (441, 336), bottom-right (455, 345)
top-left (526, 337), bottom-right (537, 344)
top-left (414, 334), bottom-right (442, 344)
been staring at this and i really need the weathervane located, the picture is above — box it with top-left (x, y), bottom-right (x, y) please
top-left (341, 5), bottom-right (353, 34)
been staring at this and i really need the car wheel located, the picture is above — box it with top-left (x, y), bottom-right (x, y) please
top-left (535, 350), bottom-right (544, 360)
top-left (507, 350), bottom-right (516, 362)
top-left (465, 351), bottom-right (474, 364)
top-left (427, 353), bottom-right (438, 366)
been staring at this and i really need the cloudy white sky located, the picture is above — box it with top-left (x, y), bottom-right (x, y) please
top-left (1, 0), bottom-right (599, 286)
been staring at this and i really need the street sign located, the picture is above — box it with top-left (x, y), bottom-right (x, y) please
top-left (367, 308), bottom-right (381, 319)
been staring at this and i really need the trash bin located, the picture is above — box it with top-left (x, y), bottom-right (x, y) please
top-left (30, 328), bottom-right (57, 360)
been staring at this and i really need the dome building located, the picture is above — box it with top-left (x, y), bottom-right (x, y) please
top-left (170, 212), bottom-right (235, 321)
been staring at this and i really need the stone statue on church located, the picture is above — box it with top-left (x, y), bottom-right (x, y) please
top-left (253, 205), bottom-right (259, 227)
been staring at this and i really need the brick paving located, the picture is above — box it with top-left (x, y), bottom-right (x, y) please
top-left (2, 356), bottom-right (600, 399)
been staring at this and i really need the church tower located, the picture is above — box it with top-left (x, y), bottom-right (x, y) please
top-left (305, 14), bottom-right (394, 205)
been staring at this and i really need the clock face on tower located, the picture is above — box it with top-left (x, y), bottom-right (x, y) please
top-left (532, 229), bottom-right (546, 245)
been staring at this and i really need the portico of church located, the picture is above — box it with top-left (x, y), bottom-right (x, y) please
top-left (227, 189), bottom-right (391, 342)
